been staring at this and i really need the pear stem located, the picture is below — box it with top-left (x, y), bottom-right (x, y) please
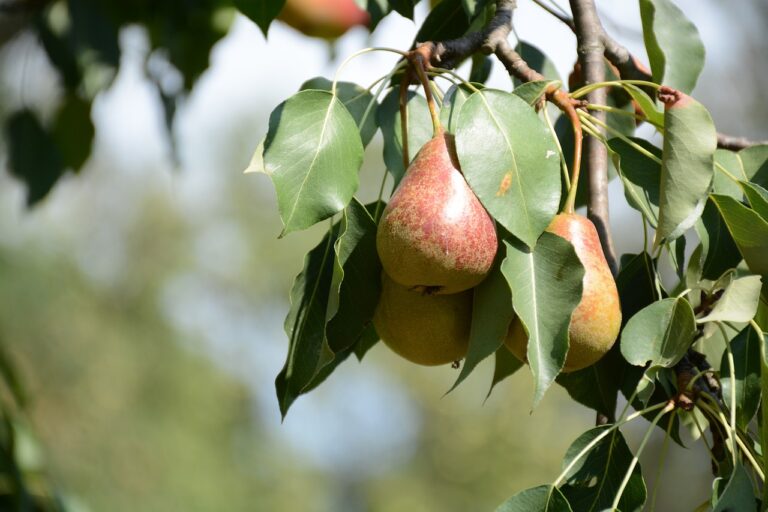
top-left (399, 74), bottom-right (410, 171)
top-left (554, 90), bottom-right (582, 214)
top-left (409, 50), bottom-right (444, 137)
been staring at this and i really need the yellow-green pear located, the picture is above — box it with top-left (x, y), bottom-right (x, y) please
top-left (374, 272), bottom-right (471, 366)
top-left (506, 213), bottom-right (622, 372)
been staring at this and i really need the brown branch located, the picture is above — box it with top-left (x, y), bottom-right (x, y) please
top-left (716, 133), bottom-right (768, 151)
top-left (570, 0), bottom-right (618, 276)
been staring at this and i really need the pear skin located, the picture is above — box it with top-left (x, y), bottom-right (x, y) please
top-left (377, 133), bottom-right (497, 295)
top-left (506, 214), bottom-right (621, 372)
top-left (374, 273), bottom-right (471, 366)
top-left (279, 0), bottom-right (369, 39)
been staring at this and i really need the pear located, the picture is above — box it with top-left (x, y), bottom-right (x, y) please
top-left (505, 214), bottom-right (622, 372)
top-left (374, 272), bottom-right (471, 366)
top-left (376, 133), bottom-right (497, 295)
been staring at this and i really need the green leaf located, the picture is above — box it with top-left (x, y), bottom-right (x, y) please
top-left (622, 84), bottom-right (664, 127)
top-left (275, 225), bottom-right (339, 417)
top-left (639, 0), bottom-right (705, 93)
top-left (356, 0), bottom-right (390, 30)
top-left (235, 0), bottom-right (286, 36)
top-left (501, 233), bottom-right (584, 406)
top-left (496, 485), bottom-right (572, 512)
top-left (450, 250), bottom-right (514, 392)
top-left (439, 83), bottom-right (474, 134)
top-left (244, 137), bottom-right (266, 175)
top-left (513, 80), bottom-right (559, 107)
top-left (264, 90), bottom-right (364, 236)
top-left (469, 54), bottom-right (492, 84)
top-left (461, 0), bottom-right (490, 19)
top-left (654, 93), bottom-right (716, 246)
top-left (456, 89), bottom-right (561, 247)
top-left (694, 199), bottom-right (742, 281)
top-left (740, 144), bottom-right (768, 188)
top-left (377, 89), bottom-right (432, 185)
top-left (414, 0), bottom-right (469, 43)
top-left (698, 274), bottom-right (763, 324)
top-left (560, 427), bottom-right (647, 512)
top-left (512, 42), bottom-right (561, 87)
top-left (721, 327), bottom-right (762, 430)
top-left (5, 109), bottom-right (65, 206)
top-left (300, 77), bottom-right (379, 146)
top-left (711, 194), bottom-right (768, 278)
top-left (712, 463), bottom-right (756, 512)
top-left (486, 346), bottom-right (524, 399)
top-left (353, 323), bottom-right (379, 361)
top-left (621, 297), bottom-right (696, 368)
top-left (609, 137), bottom-right (662, 226)
top-left (556, 345), bottom-right (623, 421)
top-left (741, 181), bottom-right (768, 221)
top-left (52, 94), bottom-right (94, 172)
top-left (713, 149), bottom-right (745, 199)
top-left (617, 252), bottom-right (661, 321)
top-left (326, 199), bottom-right (382, 354)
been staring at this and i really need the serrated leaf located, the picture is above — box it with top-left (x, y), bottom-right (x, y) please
top-left (560, 426), bottom-right (647, 512)
top-left (486, 346), bottom-right (523, 399)
top-left (609, 137), bottom-right (662, 226)
top-left (6, 109), bottom-right (65, 206)
top-left (694, 199), bottom-right (742, 281)
top-left (414, 0), bottom-right (469, 42)
top-left (377, 89), bottom-right (432, 185)
top-left (496, 485), bottom-right (572, 512)
top-left (721, 327), bottom-right (762, 430)
top-left (639, 0), bottom-right (705, 93)
top-left (450, 250), bottom-right (514, 392)
top-left (654, 93), bottom-right (716, 246)
top-left (52, 94), bottom-right (94, 172)
top-left (300, 77), bottom-right (379, 146)
top-left (698, 274), bottom-right (762, 324)
top-left (712, 463), bottom-right (755, 512)
top-left (711, 194), bottom-right (768, 278)
top-left (501, 233), bottom-right (584, 406)
top-left (621, 297), bottom-right (696, 368)
top-left (456, 89), bottom-right (561, 247)
top-left (264, 90), bottom-right (364, 236)
top-left (236, 0), bottom-right (285, 36)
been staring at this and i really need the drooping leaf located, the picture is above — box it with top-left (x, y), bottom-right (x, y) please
top-left (560, 426), bottom-right (647, 512)
top-left (698, 274), bottom-right (762, 324)
top-left (617, 252), bottom-right (661, 321)
top-left (622, 83), bottom-right (664, 127)
top-left (275, 225), bottom-right (339, 417)
top-left (486, 346), bottom-right (524, 399)
top-left (414, 0), bottom-right (470, 43)
top-left (377, 89), bottom-right (432, 185)
top-left (5, 109), bottom-right (65, 206)
top-left (501, 234), bottom-right (584, 406)
top-left (639, 0), bottom-right (705, 93)
top-left (52, 94), bottom-right (94, 172)
top-left (456, 89), bottom-right (561, 247)
top-left (450, 250), bottom-right (514, 392)
top-left (694, 199), bottom-right (742, 281)
top-left (712, 463), bottom-right (756, 512)
top-left (236, 0), bottom-right (286, 36)
top-left (711, 194), bottom-right (768, 278)
top-left (720, 327), bottom-right (762, 430)
top-left (654, 92), bottom-right (716, 246)
top-left (495, 485), bottom-right (572, 512)
top-left (556, 344), bottom-right (623, 421)
top-left (440, 83), bottom-right (475, 134)
top-left (263, 90), bottom-right (364, 236)
top-left (609, 137), bottom-right (662, 226)
top-left (300, 77), bottom-right (379, 146)
top-left (353, 323), bottom-right (380, 361)
top-left (620, 297), bottom-right (696, 368)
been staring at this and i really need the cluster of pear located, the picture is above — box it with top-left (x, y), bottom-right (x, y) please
top-left (373, 132), bottom-right (622, 372)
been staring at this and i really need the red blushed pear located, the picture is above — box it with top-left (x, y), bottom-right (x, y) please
top-left (376, 132), bottom-right (498, 294)
top-left (506, 214), bottom-right (622, 372)
top-left (279, 0), bottom-right (369, 39)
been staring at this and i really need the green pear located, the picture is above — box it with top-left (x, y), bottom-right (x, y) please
top-left (374, 272), bottom-right (471, 366)
top-left (376, 133), bottom-right (497, 295)
top-left (506, 213), bottom-right (622, 372)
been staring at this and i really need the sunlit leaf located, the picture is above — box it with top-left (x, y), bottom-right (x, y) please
top-left (711, 194), bottom-right (768, 278)
top-left (456, 89), bottom-right (561, 247)
top-left (513, 80), bottom-right (559, 106)
top-left (698, 274), bottom-right (762, 324)
top-left (741, 181), bottom-right (768, 221)
top-left (377, 89), bottom-right (432, 185)
top-left (501, 233), bottom-right (584, 406)
top-left (639, 0), bottom-right (705, 93)
top-left (440, 83), bottom-right (474, 134)
top-left (621, 297), bottom-right (696, 368)
top-left (263, 90), bottom-right (364, 236)
top-left (496, 485), bottom-right (572, 512)
top-left (740, 144), bottom-right (768, 188)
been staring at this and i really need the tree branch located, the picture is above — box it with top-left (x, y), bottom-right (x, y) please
top-left (570, 0), bottom-right (618, 275)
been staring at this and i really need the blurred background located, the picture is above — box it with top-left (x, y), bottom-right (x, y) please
top-left (0, 0), bottom-right (766, 510)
